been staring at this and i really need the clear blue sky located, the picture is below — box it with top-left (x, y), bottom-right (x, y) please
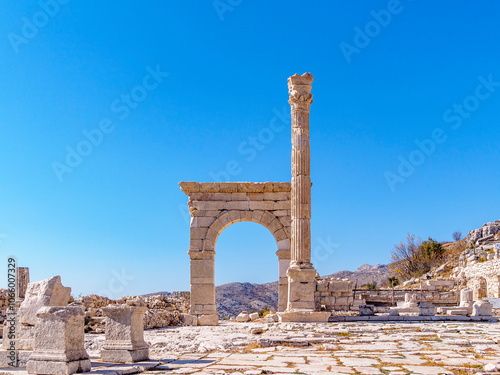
top-left (1, 1), bottom-right (499, 298)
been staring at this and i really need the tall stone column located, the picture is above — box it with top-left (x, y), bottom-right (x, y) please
top-left (286, 72), bottom-right (318, 312)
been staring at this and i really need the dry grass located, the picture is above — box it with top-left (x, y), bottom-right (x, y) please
top-left (239, 341), bottom-right (260, 353)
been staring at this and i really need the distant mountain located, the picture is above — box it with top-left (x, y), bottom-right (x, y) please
top-left (323, 263), bottom-right (393, 287)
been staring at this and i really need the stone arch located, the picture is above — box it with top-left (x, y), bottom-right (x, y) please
top-left (180, 182), bottom-right (292, 325)
top-left (204, 210), bottom-right (288, 252)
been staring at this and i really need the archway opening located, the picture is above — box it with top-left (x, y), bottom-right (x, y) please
top-left (214, 221), bottom-right (279, 318)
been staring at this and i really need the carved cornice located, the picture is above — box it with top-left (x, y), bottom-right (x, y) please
top-left (288, 73), bottom-right (314, 111)
top-left (179, 182), bottom-right (291, 194)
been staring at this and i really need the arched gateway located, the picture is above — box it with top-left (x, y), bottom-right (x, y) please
top-left (179, 181), bottom-right (292, 325)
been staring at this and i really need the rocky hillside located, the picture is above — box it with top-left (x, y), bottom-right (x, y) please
top-left (323, 263), bottom-right (393, 288)
top-left (216, 282), bottom-right (278, 318)
top-left (466, 220), bottom-right (500, 245)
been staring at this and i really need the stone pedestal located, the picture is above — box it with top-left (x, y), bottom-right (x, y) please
top-left (472, 300), bottom-right (493, 317)
top-left (101, 306), bottom-right (149, 363)
top-left (26, 306), bottom-right (90, 375)
top-left (460, 288), bottom-right (474, 308)
top-left (418, 302), bottom-right (435, 316)
top-left (286, 267), bottom-right (317, 311)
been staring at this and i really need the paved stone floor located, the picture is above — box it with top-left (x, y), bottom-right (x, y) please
top-left (136, 321), bottom-right (500, 375)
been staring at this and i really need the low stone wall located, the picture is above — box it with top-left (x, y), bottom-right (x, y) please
top-left (315, 278), bottom-right (354, 311)
top-left (457, 257), bottom-right (500, 299)
top-left (355, 289), bottom-right (459, 307)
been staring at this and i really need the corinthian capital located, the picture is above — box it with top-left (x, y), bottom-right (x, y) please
top-left (288, 73), bottom-right (314, 110)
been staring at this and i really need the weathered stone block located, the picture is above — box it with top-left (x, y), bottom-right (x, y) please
top-left (359, 305), bottom-right (375, 316)
top-left (18, 276), bottom-right (71, 326)
top-left (190, 260), bottom-right (214, 279)
top-left (196, 314), bottom-right (218, 326)
top-left (191, 284), bottom-right (215, 305)
top-left (191, 216), bottom-right (216, 228)
top-left (472, 300), bottom-right (493, 316)
top-left (267, 219), bottom-right (282, 233)
top-left (249, 312), bottom-right (259, 321)
top-left (189, 227), bottom-right (208, 241)
top-left (101, 306), bottom-right (149, 363)
top-left (236, 312), bottom-right (250, 322)
top-left (26, 305), bottom-right (90, 375)
top-left (460, 288), bottom-right (474, 308)
top-left (418, 302), bottom-right (435, 316)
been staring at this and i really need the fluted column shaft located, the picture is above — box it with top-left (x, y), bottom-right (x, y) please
top-left (288, 73), bottom-right (314, 269)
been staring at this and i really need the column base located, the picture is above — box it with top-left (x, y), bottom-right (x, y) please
top-left (101, 348), bottom-right (149, 363)
top-left (27, 358), bottom-right (91, 375)
top-left (286, 267), bottom-right (317, 312)
top-left (277, 311), bottom-right (331, 323)
top-left (196, 314), bottom-right (218, 326)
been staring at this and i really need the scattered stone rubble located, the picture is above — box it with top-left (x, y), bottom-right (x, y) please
top-left (466, 220), bottom-right (500, 245)
top-left (79, 292), bottom-right (190, 333)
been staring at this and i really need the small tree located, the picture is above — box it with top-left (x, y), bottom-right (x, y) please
top-left (387, 276), bottom-right (399, 288)
top-left (389, 233), bottom-right (422, 280)
top-left (452, 230), bottom-right (462, 242)
top-left (390, 234), bottom-right (445, 281)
